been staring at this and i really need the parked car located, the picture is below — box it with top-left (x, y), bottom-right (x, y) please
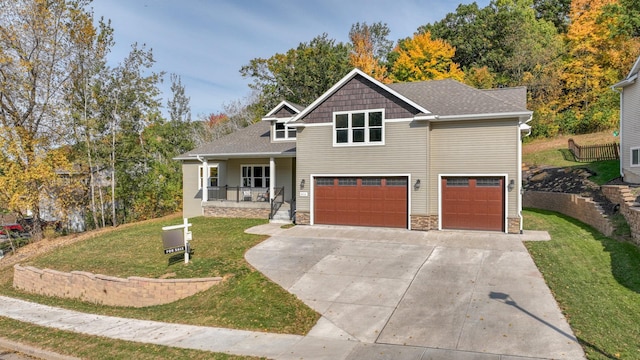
top-left (0, 223), bottom-right (31, 239)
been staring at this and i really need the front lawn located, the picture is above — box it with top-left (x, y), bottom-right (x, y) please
top-left (524, 209), bottom-right (640, 359)
top-left (0, 217), bottom-right (319, 334)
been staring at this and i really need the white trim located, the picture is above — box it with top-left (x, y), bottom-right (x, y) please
top-left (385, 117), bottom-right (418, 123)
top-left (433, 111), bottom-right (533, 122)
top-left (291, 68), bottom-right (431, 123)
top-left (263, 100), bottom-right (301, 118)
top-left (309, 173), bottom-right (412, 230)
top-left (174, 152), bottom-right (296, 160)
top-left (272, 120), bottom-right (297, 141)
top-left (631, 147), bottom-right (640, 167)
top-left (438, 174), bottom-right (509, 234)
top-left (333, 108), bottom-right (386, 147)
top-left (240, 164), bottom-right (271, 188)
top-left (287, 122), bottom-right (331, 128)
top-left (198, 164), bottom-right (219, 190)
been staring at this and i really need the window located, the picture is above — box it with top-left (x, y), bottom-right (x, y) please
top-left (274, 121), bottom-right (296, 140)
top-left (362, 178), bottom-right (382, 186)
top-left (338, 178), bottom-right (357, 186)
top-left (476, 178), bottom-right (501, 187)
top-left (198, 165), bottom-right (218, 189)
top-left (316, 178), bottom-right (334, 186)
top-left (386, 178), bottom-right (408, 186)
top-left (632, 148), bottom-right (640, 166)
top-left (242, 165), bottom-right (270, 188)
top-left (447, 178), bottom-right (469, 187)
top-left (334, 109), bottom-right (384, 145)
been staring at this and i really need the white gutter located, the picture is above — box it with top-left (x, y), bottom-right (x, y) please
top-left (174, 151), bottom-right (296, 161)
top-left (431, 111), bottom-right (533, 122)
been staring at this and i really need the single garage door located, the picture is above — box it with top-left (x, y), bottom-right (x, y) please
top-left (314, 177), bottom-right (408, 228)
top-left (441, 177), bottom-right (505, 231)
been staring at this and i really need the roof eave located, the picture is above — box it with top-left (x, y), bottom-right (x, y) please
top-left (174, 151), bottom-right (296, 161)
top-left (612, 74), bottom-right (637, 89)
top-left (433, 111), bottom-right (533, 122)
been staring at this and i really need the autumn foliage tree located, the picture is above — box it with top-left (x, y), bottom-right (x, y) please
top-left (390, 31), bottom-right (464, 82)
top-left (348, 22), bottom-right (393, 83)
top-left (0, 0), bottom-right (102, 239)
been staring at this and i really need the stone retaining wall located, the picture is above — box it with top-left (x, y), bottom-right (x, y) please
top-left (13, 264), bottom-right (223, 307)
top-left (523, 191), bottom-right (614, 236)
top-left (204, 207), bottom-right (270, 219)
top-left (602, 185), bottom-right (640, 245)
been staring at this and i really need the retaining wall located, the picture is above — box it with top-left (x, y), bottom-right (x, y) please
top-left (13, 264), bottom-right (223, 307)
top-left (602, 185), bottom-right (640, 245)
top-left (523, 191), bottom-right (614, 236)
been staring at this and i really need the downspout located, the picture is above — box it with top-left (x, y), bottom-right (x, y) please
top-left (613, 87), bottom-right (624, 178)
top-left (518, 115), bottom-right (532, 234)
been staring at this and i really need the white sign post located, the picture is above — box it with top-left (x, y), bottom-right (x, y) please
top-left (162, 218), bottom-right (192, 264)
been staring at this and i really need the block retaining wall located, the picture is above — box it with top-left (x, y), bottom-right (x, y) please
top-left (13, 264), bottom-right (223, 308)
top-left (523, 191), bottom-right (614, 236)
top-left (602, 185), bottom-right (640, 245)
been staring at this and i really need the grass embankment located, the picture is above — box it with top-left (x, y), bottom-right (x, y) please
top-left (525, 209), bottom-right (640, 359)
top-left (523, 131), bottom-right (621, 185)
top-left (0, 217), bottom-right (319, 334)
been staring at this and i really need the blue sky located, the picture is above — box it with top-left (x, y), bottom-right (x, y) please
top-left (90, 0), bottom-right (491, 118)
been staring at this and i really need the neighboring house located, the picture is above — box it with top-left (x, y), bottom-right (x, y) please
top-left (612, 55), bottom-right (640, 184)
top-left (176, 69), bottom-right (532, 233)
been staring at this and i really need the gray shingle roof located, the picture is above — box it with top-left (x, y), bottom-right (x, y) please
top-left (388, 79), bottom-right (528, 116)
top-left (176, 120), bottom-right (295, 159)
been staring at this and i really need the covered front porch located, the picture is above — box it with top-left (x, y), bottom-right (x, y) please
top-left (182, 156), bottom-right (295, 222)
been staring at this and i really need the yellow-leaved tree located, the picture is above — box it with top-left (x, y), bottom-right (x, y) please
top-left (390, 31), bottom-right (464, 82)
top-left (560, 0), bottom-right (640, 132)
top-left (0, 0), bottom-right (101, 239)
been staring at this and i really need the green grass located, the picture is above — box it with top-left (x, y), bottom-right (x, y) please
top-left (0, 316), bottom-right (262, 359)
top-left (0, 217), bottom-right (319, 334)
top-left (523, 147), bottom-right (620, 185)
top-left (524, 209), bottom-right (640, 359)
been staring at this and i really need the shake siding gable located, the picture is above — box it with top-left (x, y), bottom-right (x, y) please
top-left (428, 119), bottom-right (519, 217)
top-left (274, 106), bottom-right (297, 118)
top-left (622, 83), bottom-right (640, 183)
top-left (302, 75), bottom-right (420, 124)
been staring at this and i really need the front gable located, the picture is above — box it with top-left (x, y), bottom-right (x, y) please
top-left (300, 74), bottom-right (424, 124)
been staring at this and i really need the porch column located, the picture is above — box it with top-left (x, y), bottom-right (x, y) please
top-left (269, 157), bottom-right (275, 201)
top-left (202, 158), bottom-right (208, 202)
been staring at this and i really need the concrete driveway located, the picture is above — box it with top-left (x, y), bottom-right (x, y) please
top-left (245, 225), bottom-right (586, 360)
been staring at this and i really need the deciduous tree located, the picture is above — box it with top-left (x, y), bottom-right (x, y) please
top-left (389, 31), bottom-right (464, 82)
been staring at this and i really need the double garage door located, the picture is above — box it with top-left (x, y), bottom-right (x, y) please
top-left (441, 177), bottom-right (505, 232)
top-left (313, 176), bottom-right (505, 231)
top-left (314, 177), bottom-right (408, 228)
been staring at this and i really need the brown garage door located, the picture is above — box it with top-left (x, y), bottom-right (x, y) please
top-left (441, 177), bottom-right (504, 231)
top-left (314, 177), bottom-right (408, 228)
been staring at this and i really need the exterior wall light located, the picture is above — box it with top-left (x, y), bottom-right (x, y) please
top-left (508, 179), bottom-right (515, 191)
top-left (300, 178), bottom-right (305, 189)
top-left (414, 179), bottom-right (421, 190)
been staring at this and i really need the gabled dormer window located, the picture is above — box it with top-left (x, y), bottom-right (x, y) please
top-left (333, 109), bottom-right (384, 146)
top-left (273, 121), bottom-right (296, 141)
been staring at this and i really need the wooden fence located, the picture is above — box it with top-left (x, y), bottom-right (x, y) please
top-left (568, 139), bottom-right (619, 162)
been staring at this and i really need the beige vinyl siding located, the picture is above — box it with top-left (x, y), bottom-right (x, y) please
top-left (429, 119), bottom-right (520, 217)
top-left (622, 83), bottom-right (640, 183)
top-left (182, 161), bottom-right (203, 218)
top-left (225, 158), bottom-right (295, 201)
top-left (296, 120), bottom-right (428, 215)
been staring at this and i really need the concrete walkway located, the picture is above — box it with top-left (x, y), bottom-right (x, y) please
top-left (0, 225), bottom-right (585, 360)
